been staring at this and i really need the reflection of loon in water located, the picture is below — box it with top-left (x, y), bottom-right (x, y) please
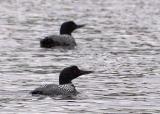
top-left (40, 21), bottom-right (85, 48)
top-left (31, 66), bottom-right (93, 96)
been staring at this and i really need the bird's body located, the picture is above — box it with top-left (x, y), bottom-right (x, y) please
top-left (40, 35), bottom-right (76, 48)
top-left (31, 83), bottom-right (78, 96)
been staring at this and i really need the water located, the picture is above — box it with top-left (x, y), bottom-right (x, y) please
top-left (0, 0), bottom-right (160, 113)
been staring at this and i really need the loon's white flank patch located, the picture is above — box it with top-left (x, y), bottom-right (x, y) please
top-left (58, 83), bottom-right (75, 92)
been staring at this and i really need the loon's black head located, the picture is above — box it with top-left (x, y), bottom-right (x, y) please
top-left (60, 21), bottom-right (85, 35)
top-left (59, 66), bottom-right (93, 85)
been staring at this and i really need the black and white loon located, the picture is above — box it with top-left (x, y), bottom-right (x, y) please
top-left (40, 21), bottom-right (85, 48)
top-left (31, 66), bottom-right (92, 96)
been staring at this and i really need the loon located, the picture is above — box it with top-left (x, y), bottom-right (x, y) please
top-left (31, 66), bottom-right (92, 96)
top-left (40, 21), bottom-right (85, 48)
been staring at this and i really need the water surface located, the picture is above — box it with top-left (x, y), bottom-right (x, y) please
top-left (0, 0), bottom-right (160, 113)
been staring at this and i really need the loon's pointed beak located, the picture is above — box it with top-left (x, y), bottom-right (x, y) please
top-left (77, 24), bottom-right (85, 29)
top-left (79, 70), bottom-right (93, 76)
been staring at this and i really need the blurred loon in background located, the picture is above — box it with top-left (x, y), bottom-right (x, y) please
top-left (31, 66), bottom-right (93, 96)
top-left (40, 21), bottom-right (85, 48)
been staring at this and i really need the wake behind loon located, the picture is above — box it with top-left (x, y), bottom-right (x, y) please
top-left (31, 66), bottom-right (93, 96)
top-left (40, 21), bottom-right (85, 48)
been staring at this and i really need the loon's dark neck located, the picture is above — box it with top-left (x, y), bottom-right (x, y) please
top-left (60, 23), bottom-right (73, 36)
top-left (59, 80), bottom-right (72, 85)
top-left (60, 32), bottom-right (71, 36)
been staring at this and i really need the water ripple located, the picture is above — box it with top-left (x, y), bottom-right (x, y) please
top-left (0, 0), bottom-right (160, 113)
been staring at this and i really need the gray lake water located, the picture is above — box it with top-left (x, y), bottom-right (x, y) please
top-left (0, 0), bottom-right (160, 113)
